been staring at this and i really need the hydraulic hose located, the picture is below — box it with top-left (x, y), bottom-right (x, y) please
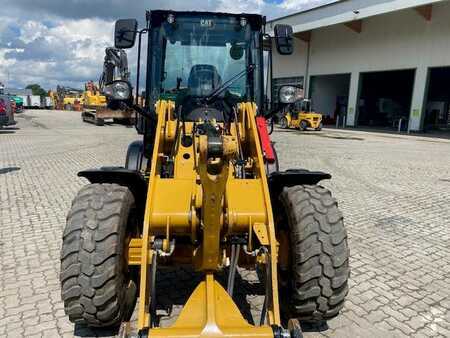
top-left (227, 244), bottom-right (241, 296)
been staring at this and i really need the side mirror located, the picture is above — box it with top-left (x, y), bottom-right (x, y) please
top-left (114, 19), bottom-right (138, 49)
top-left (274, 24), bottom-right (294, 55)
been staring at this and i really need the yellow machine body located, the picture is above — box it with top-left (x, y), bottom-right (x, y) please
top-left (83, 90), bottom-right (107, 108)
top-left (284, 111), bottom-right (322, 130)
top-left (149, 274), bottom-right (273, 338)
top-left (63, 95), bottom-right (84, 106)
top-left (127, 100), bottom-right (279, 337)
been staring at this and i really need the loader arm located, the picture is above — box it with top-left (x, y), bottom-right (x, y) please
top-left (131, 100), bottom-right (280, 337)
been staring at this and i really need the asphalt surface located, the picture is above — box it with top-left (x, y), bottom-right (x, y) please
top-left (0, 109), bottom-right (449, 337)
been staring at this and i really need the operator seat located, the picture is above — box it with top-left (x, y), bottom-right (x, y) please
top-left (188, 64), bottom-right (222, 97)
top-left (182, 65), bottom-right (225, 121)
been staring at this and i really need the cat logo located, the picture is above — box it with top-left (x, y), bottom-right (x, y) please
top-left (200, 19), bottom-right (214, 28)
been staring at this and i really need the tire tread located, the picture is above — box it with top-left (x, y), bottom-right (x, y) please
top-left (280, 185), bottom-right (350, 322)
top-left (60, 183), bottom-right (134, 327)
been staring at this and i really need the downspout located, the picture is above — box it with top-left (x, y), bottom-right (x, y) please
top-left (304, 40), bottom-right (311, 98)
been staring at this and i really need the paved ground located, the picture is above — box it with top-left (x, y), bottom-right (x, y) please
top-left (0, 109), bottom-right (449, 337)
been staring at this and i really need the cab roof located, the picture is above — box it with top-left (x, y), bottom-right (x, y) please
top-left (148, 10), bottom-right (266, 30)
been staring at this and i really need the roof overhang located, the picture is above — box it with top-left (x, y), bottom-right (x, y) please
top-left (268, 0), bottom-right (444, 34)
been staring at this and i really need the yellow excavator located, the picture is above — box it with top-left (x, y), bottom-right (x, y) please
top-left (83, 81), bottom-right (107, 108)
top-left (51, 85), bottom-right (84, 110)
top-left (60, 10), bottom-right (349, 338)
top-left (82, 48), bottom-right (135, 125)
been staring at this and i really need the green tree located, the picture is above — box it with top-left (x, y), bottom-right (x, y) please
top-left (26, 84), bottom-right (47, 96)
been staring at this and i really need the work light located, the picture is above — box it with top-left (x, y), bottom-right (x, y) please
top-left (103, 81), bottom-right (132, 101)
top-left (279, 85), bottom-right (303, 104)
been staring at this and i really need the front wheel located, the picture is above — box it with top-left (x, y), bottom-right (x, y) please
top-left (300, 120), bottom-right (308, 131)
top-left (280, 117), bottom-right (289, 129)
top-left (60, 184), bottom-right (137, 327)
top-left (279, 185), bottom-right (350, 322)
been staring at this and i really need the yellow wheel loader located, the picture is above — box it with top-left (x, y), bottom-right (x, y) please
top-left (60, 11), bottom-right (349, 338)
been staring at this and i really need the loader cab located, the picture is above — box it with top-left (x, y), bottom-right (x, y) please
top-left (113, 11), bottom-right (294, 158)
top-left (113, 11), bottom-right (294, 120)
top-left (145, 11), bottom-right (266, 122)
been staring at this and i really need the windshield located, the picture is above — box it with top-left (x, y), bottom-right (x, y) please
top-left (161, 18), bottom-right (249, 98)
top-left (163, 42), bottom-right (247, 98)
top-left (147, 14), bottom-right (263, 105)
top-left (294, 100), bottom-right (311, 112)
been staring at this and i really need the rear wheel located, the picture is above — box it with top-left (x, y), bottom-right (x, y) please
top-left (60, 183), bottom-right (137, 327)
top-left (279, 185), bottom-right (349, 323)
top-left (280, 117), bottom-right (289, 129)
top-left (315, 123), bottom-right (323, 131)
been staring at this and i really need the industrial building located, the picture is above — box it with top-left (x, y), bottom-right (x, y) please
top-left (2, 88), bottom-right (32, 96)
top-left (269, 0), bottom-right (450, 132)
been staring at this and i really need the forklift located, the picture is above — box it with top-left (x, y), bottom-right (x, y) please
top-left (279, 86), bottom-right (323, 131)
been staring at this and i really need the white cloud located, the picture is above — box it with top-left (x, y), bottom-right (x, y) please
top-left (280, 0), bottom-right (335, 11)
top-left (217, 0), bottom-right (266, 13)
top-left (0, 17), bottom-right (115, 89)
top-left (20, 21), bottom-right (48, 43)
top-left (0, 0), bottom-right (326, 89)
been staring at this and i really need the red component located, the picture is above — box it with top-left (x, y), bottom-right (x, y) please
top-left (256, 116), bottom-right (275, 163)
top-left (0, 99), bottom-right (6, 115)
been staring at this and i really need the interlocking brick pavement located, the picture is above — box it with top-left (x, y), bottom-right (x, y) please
top-left (0, 110), bottom-right (449, 337)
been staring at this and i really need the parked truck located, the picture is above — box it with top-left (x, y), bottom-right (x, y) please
top-left (41, 96), bottom-right (53, 109)
top-left (28, 95), bottom-right (41, 108)
top-left (0, 95), bottom-right (16, 128)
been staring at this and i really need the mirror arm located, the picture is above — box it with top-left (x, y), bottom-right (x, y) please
top-left (135, 28), bottom-right (149, 106)
top-left (132, 104), bottom-right (154, 119)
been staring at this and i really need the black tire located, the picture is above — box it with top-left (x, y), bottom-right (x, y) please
top-left (60, 183), bottom-right (136, 327)
top-left (95, 118), bottom-right (104, 126)
top-left (279, 185), bottom-right (349, 322)
top-left (300, 120), bottom-right (308, 131)
top-left (315, 123), bottom-right (323, 131)
top-left (125, 140), bottom-right (145, 172)
top-left (267, 118), bottom-right (274, 135)
top-left (280, 117), bottom-right (289, 129)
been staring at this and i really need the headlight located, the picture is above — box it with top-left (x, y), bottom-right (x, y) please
top-left (279, 85), bottom-right (303, 104)
top-left (104, 81), bottom-right (132, 101)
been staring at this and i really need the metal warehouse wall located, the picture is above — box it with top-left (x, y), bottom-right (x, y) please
top-left (272, 1), bottom-right (450, 130)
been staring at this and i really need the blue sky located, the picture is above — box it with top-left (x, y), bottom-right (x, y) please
top-left (0, 0), bottom-right (329, 90)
